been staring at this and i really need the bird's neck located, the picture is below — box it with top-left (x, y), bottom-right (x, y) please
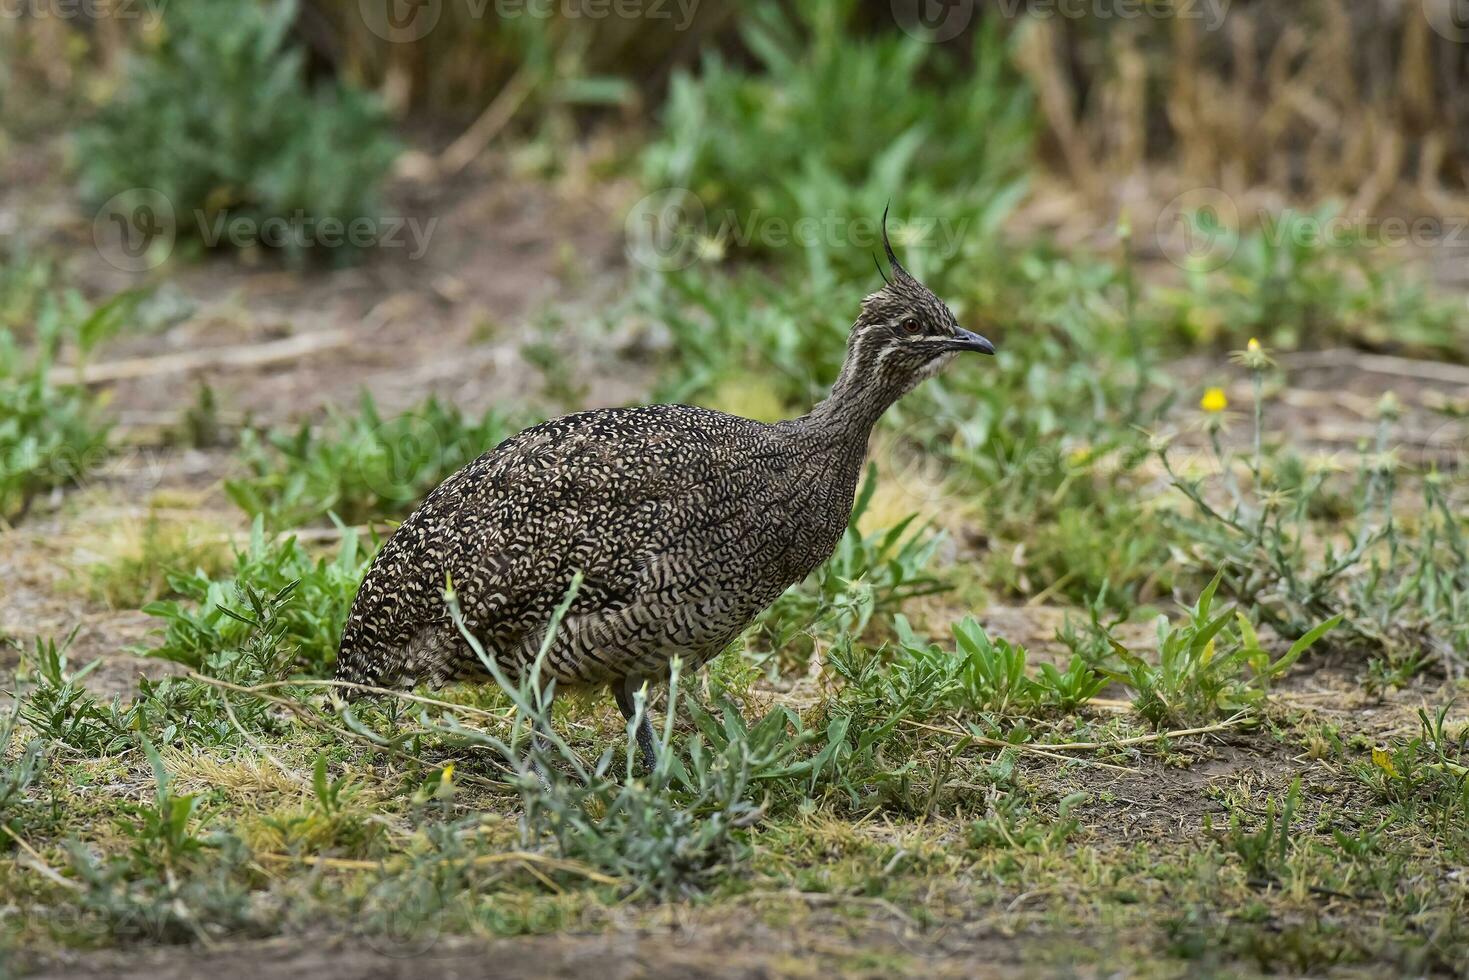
top-left (801, 360), bottom-right (906, 447)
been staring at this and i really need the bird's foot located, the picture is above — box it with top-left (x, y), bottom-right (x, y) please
top-left (615, 676), bottom-right (660, 778)
top-left (522, 727), bottom-right (555, 792)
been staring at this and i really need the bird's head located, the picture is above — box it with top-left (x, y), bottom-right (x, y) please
top-left (840, 209), bottom-right (995, 402)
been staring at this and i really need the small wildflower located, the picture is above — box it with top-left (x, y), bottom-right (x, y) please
top-left (1259, 488), bottom-right (1296, 512)
top-left (436, 763), bottom-right (456, 802)
top-left (1375, 391), bottom-right (1401, 422)
top-left (1365, 449), bottom-right (1401, 476)
top-left (1230, 338), bottom-right (1275, 370)
top-left (1147, 430), bottom-right (1175, 455)
top-left (1200, 387), bottom-right (1229, 413)
top-left (1371, 747), bottom-right (1399, 779)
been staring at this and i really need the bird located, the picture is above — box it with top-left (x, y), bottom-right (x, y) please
top-left (335, 209), bottom-right (996, 771)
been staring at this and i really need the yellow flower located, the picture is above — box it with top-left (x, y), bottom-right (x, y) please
top-left (440, 764), bottom-right (455, 787)
top-left (1200, 387), bottom-right (1229, 413)
top-left (1231, 338), bottom-right (1274, 370)
top-left (1371, 747), bottom-right (1398, 778)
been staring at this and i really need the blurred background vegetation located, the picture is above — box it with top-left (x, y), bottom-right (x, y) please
top-left (6, 0), bottom-right (1467, 199)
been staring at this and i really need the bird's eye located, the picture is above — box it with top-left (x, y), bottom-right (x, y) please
top-left (901, 318), bottom-right (921, 335)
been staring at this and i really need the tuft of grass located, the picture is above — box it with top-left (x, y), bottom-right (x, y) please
top-left (642, 1), bottom-right (1032, 285)
top-left (0, 292), bottom-right (137, 523)
top-left (74, 0), bottom-right (399, 266)
top-left (84, 514), bottom-right (232, 609)
top-left (225, 393), bottom-right (520, 529)
top-left (18, 633), bottom-right (138, 757)
top-left (1223, 776), bottom-right (1303, 882)
top-left (1354, 703), bottom-right (1469, 838)
top-left (141, 518), bottom-right (371, 679)
top-left (0, 701), bottom-right (46, 820)
top-left (877, 614), bottom-right (1107, 719)
top-left (423, 580), bottom-right (798, 899)
top-left (1085, 572), bottom-right (1340, 729)
top-left (64, 740), bottom-right (259, 944)
top-left (1160, 341), bottom-right (1469, 676)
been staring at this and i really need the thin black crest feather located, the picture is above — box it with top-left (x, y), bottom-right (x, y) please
top-left (880, 203), bottom-right (910, 281)
top-left (873, 252), bottom-right (891, 286)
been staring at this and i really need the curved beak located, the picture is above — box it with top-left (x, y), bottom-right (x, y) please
top-left (945, 327), bottom-right (996, 355)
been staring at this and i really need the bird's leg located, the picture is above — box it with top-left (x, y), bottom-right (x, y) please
top-left (613, 675), bottom-right (657, 775)
top-left (525, 723), bottom-right (554, 791)
top-left (524, 686), bottom-right (556, 791)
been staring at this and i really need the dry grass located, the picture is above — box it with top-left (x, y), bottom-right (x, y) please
top-left (1014, 0), bottom-right (1469, 222)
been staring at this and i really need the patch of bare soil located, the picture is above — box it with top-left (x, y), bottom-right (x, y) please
top-left (28, 915), bottom-right (1040, 980)
top-left (3, 137), bottom-right (657, 430)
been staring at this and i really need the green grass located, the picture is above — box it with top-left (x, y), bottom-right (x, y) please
top-left (642, 0), bottom-right (1032, 286)
top-left (140, 518), bottom-right (371, 680)
top-left (225, 393), bottom-right (521, 530)
top-left (74, 0), bottom-right (399, 266)
top-left (0, 290), bottom-right (139, 523)
top-left (7, 597), bottom-right (1466, 971)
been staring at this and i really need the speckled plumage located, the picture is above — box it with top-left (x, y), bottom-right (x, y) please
top-left (336, 221), bottom-right (995, 734)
